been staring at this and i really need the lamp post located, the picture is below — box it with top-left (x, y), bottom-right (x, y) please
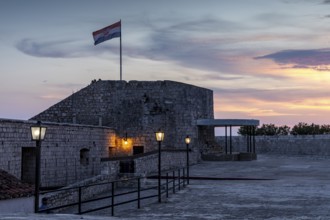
top-left (155, 129), bottom-right (164, 203)
top-left (123, 132), bottom-right (128, 145)
top-left (185, 135), bottom-right (191, 184)
top-left (30, 121), bottom-right (47, 213)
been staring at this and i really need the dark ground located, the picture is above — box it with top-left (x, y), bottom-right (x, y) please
top-left (2, 154), bottom-right (330, 219)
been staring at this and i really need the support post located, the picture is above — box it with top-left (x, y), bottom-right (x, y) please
top-left (120, 20), bottom-right (122, 81)
top-left (158, 141), bottom-right (161, 203)
top-left (186, 143), bottom-right (190, 184)
top-left (225, 125), bottom-right (228, 155)
top-left (34, 140), bottom-right (41, 213)
top-left (230, 126), bottom-right (232, 155)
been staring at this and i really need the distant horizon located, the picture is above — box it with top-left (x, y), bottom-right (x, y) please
top-left (1, 0), bottom-right (330, 128)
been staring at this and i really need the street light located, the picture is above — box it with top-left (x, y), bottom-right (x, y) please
top-left (123, 132), bottom-right (128, 145)
top-left (30, 121), bottom-right (47, 213)
top-left (185, 136), bottom-right (191, 184)
top-left (155, 129), bottom-right (164, 203)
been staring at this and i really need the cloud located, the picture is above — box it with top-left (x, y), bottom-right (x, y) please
top-left (16, 25), bottom-right (244, 77)
top-left (16, 38), bottom-right (117, 58)
top-left (212, 87), bottom-right (330, 104)
top-left (17, 38), bottom-right (79, 58)
top-left (127, 18), bottom-right (250, 75)
top-left (323, 0), bottom-right (330, 3)
top-left (255, 48), bottom-right (330, 71)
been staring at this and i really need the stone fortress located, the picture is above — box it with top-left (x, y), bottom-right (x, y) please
top-left (1, 80), bottom-right (230, 188)
top-left (32, 80), bottom-right (215, 155)
top-left (1, 78), bottom-right (328, 196)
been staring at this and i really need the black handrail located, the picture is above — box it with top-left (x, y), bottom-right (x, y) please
top-left (39, 167), bottom-right (188, 216)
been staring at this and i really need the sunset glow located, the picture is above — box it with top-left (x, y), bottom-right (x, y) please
top-left (1, 0), bottom-right (330, 129)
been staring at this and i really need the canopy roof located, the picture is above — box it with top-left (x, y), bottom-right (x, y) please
top-left (196, 119), bottom-right (259, 127)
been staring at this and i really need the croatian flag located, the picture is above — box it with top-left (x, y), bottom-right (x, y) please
top-left (92, 21), bottom-right (121, 45)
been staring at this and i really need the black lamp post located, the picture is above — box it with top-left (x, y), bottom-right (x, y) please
top-left (155, 129), bottom-right (164, 203)
top-left (185, 135), bottom-right (191, 184)
top-left (30, 121), bottom-right (47, 213)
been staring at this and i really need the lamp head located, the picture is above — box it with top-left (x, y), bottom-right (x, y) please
top-left (185, 135), bottom-right (191, 144)
top-left (30, 121), bottom-right (47, 141)
top-left (155, 130), bottom-right (165, 142)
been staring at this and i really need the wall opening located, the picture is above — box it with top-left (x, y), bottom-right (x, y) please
top-left (80, 148), bottom-right (90, 166)
top-left (119, 160), bottom-right (135, 173)
top-left (133, 146), bottom-right (144, 155)
top-left (21, 147), bottom-right (36, 184)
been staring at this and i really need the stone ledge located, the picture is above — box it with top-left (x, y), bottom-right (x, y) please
top-left (202, 152), bottom-right (257, 161)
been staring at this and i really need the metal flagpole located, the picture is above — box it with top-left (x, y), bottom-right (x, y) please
top-left (120, 20), bottom-right (122, 81)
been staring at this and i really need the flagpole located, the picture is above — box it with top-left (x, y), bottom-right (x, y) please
top-left (120, 20), bottom-right (122, 81)
top-left (92, 20), bottom-right (122, 80)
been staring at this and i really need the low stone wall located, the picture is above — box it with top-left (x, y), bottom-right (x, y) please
top-left (102, 149), bottom-right (199, 176)
top-left (136, 150), bottom-right (198, 175)
top-left (216, 135), bottom-right (330, 156)
top-left (46, 149), bottom-right (199, 213)
top-left (44, 174), bottom-right (117, 213)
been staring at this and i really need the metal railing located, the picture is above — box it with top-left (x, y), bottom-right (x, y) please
top-left (39, 167), bottom-right (188, 216)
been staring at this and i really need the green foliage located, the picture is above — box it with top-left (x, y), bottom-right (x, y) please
top-left (238, 122), bottom-right (330, 136)
top-left (290, 122), bottom-right (330, 135)
top-left (320, 124), bottom-right (330, 134)
top-left (277, 125), bottom-right (291, 135)
top-left (256, 124), bottom-right (278, 136)
top-left (237, 126), bottom-right (250, 136)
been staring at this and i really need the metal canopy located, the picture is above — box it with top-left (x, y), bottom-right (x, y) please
top-left (196, 119), bottom-right (259, 127)
top-left (196, 118), bottom-right (259, 155)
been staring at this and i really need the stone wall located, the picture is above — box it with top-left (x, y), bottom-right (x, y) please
top-left (216, 135), bottom-right (330, 156)
top-left (0, 118), bottom-right (116, 187)
top-left (46, 149), bottom-right (199, 213)
top-left (31, 80), bottom-right (214, 154)
top-left (102, 149), bottom-right (199, 176)
top-left (44, 174), bottom-right (117, 213)
top-left (0, 117), bottom-right (201, 188)
top-left (135, 150), bottom-right (199, 175)
top-left (1, 80), bottom-right (214, 188)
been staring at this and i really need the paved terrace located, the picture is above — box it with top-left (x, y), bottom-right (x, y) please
top-left (1, 155), bottom-right (330, 219)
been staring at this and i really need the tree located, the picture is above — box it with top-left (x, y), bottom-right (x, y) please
top-left (320, 124), bottom-right (330, 134)
top-left (237, 126), bottom-right (254, 136)
top-left (238, 124), bottom-right (290, 136)
top-left (239, 122), bottom-right (330, 136)
top-left (277, 125), bottom-right (291, 135)
top-left (290, 122), bottom-right (320, 135)
top-left (256, 124), bottom-right (278, 136)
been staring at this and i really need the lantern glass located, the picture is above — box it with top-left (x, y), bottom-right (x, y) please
top-left (155, 130), bottom-right (164, 142)
top-left (185, 136), bottom-right (191, 144)
top-left (30, 126), bottom-right (47, 141)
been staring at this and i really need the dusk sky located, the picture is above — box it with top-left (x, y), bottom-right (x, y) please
top-left (1, 0), bottom-right (330, 129)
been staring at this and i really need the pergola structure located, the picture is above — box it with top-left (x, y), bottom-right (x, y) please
top-left (197, 119), bottom-right (260, 155)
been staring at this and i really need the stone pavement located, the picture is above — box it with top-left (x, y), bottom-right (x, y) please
top-left (1, 155), bottom-right (330, 219)
top-left (116, 155), bottom-right (330, 219)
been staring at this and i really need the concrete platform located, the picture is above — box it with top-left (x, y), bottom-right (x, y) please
top-left (202, 152), bottom-right (257, 161)
top-left (1, 154), bottom-right (330, 219)
top-left (119, 154), bottom-right (330, 219)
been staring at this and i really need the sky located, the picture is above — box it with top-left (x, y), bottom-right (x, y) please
top-left (1, 0), bottom-right (330, 130)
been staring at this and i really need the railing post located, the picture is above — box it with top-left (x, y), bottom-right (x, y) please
top-left (78, 187), bottom-right (82, 214)
top-left (166, 173), bottom-right (169, 198)
top-left (111, 182), bottom-right (115, 216)
top-left (183, 168), bottom-right (186, 187)
top-left (137, 178), bottom-right (141, 209)
top-left (178, 169), bottom-right (181, 191)
top-left (173, 170), bottom-right (175, 194)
